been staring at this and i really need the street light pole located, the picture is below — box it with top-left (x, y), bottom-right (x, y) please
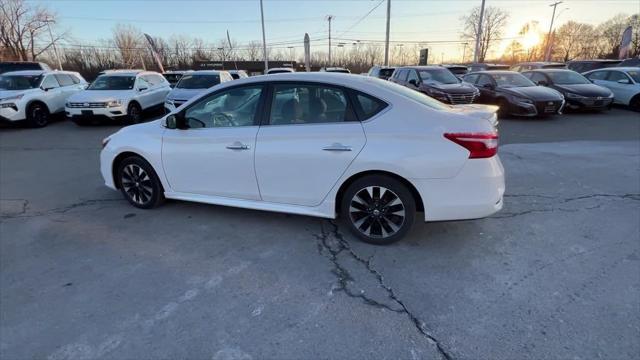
top-left (384, 0), bottom-right (391, 66)
top-left (326, 15), bottom-right (334, 66)
top-left (259, 0), bottom-right (268, 72)
top-left (473, 0), bottom-right (486, 63)
top-left (545, 1), bottom-right (563, 61)
top-left (45, 19), bottom-right (62, 70)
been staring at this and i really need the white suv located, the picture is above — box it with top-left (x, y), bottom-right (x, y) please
top-left (66, 70), bottom-right (170, 125)
top-left (0, 70), bottom-right (87, 127)
top-left (164, 70), bottom-right (233, 112)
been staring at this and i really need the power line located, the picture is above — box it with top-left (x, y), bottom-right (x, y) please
top-left (336, 0), bottom-right (385, 37)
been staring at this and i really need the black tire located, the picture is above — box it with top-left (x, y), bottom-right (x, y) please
top-left (116, 156), bottom-right (165, 209)
top-left (630, 96), bottom-right (640, 112)
top-left (340, 175), bottom-right (416, 245)
top-left (497, 98), bottom-right (510, 118)
top-left (26, 102), bottom-right (50, 128)
top-left (126, 102), bottom-right (142, 124)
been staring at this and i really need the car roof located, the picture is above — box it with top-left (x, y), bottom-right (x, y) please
top-left (186, 70), bottom-right (229, 75)
top-left (585, 67), bottom-right (639, 72)
top-left (471, 70), bottom-right (519, 75)
top-left (400, 66), bottom-right (447, 70)
top-left (227, 70), bottom-right (247, 73)
top-left (1, 70), bottom-right (45, 76)
top-left (524, 68), bottom-right (572, 73)
top-left (100, 70), bottom-right (159, 77)
top-left (268, 67), bottom-right (294, 71)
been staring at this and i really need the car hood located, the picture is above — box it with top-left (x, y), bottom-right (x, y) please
top-left (500, 86), bottom-right (563, 101)
top-left (553, 83), bottom-right (613, 97)
top-left (449, 103), bottom-right (499, 127)
top-left (167, 88), bottom-right (207, 101)
top-left (68, 90), bottom-right (134, 102)
top-left (423, 82), bottom-right (477, 94)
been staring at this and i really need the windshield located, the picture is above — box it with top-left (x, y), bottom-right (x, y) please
top-left (419, 69), bottom-right (460, 84)
top-left (626, 70), bottom-right (640, 83)
top-left (0, 74), bottom-right (42, 90)
top-left (88, 76), bottom-right (135, 90)
top-left (379, 68), bottom-right (395, 78)
top-left (376, 78), bottom-right (450, 111)
top-left (268, 70), bottom-right (292, 74)
top-left (490, 73), bottom-right (535, 88)
top-left (163, 74), bottom-right (182, 83)
top-left (176, 74), bottom-right (220, 89)
top-left (547, 71), bottom-right (590, 85)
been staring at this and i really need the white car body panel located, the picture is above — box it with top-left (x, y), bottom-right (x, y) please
top-left (100, 73), bottom-right (505, 222)
top-left (584, 67), bottom-right (640, 106)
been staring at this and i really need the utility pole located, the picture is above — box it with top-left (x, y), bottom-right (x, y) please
top-left (288, 46), bottom-right (294, 62)
top-left (44, 19), bottom-right (62, 70)
top-left (384, 0), bottom-right (391, 66)
top-left (473, 0), bottom-right (486, 63)
top-left (545, 1), bottom-right (563, 61)
top-left (260, 0), bottom-right (268, 72)
top-left (462, 42), bottom-right (468, 63)
top-left (326, 15), bottom-right (334, 66)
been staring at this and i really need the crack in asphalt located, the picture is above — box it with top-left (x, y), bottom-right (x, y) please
top-left (495, 193), bottom-right (639, 219)
top-left (0, 198), bottom-right (123, 219)
top-left (316, 221), bottom-right (453, 360)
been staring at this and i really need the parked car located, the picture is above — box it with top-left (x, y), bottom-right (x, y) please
top-left (0, 70), bottom-right (87, 127)
top-left (522, 69), bottom-right (613, 111)
top-left (510, 62), bottom-right (566, 72)
top-left (583, 67), bottom-right (640, 111)
top-left (266, 68), bottom-right (294, 75)
top-left (162, 70), bottom-right (192, 88)
top-left (320, 67), bottom-right (351, 73)
top-left (101, 73), bottom-right (504, 244)
top-left (468, 63), bottom-right (510, 72)
top-left (228, 70), bottom-right (249, 80)
top-left (164, 70), bottom-right (233, 112)
top-left (566, 59), bottom-right (621, 74)
top-left (463, 71), bottom-right (565, 117)
top-left (367, 66), bottom-right (396, 80)
top-left (618, 58), bottom-right (640, 68)
top-left (66, 70), bottom-right (171, 125)
top-left (441, 64), bottom-right (469, 79)
top-left (389, 66), bottom-right (479, 104)
top-left (0, 61), bottom-right (51, 75)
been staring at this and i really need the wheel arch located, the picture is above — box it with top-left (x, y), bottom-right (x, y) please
top-left (25, 99), bottom-right (51, 114)
top-left (335, 170), bottom-right (424, 214)
top-left (111, 151), bottom-right (160, 190)
top-left (127, 99), bottom-right (142, 112)
top-left (629, 93), bottom-right (640, 110)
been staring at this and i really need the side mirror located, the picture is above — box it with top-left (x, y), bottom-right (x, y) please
top-left (617, 79), bottom-right (630, 85)
top-left (537, 80), bottom-right (548, 86)
top-left (408, 79), bottom-right (418, 86)
top-left (164, 115), bottom-right (177, 129)
top-left (482, 83), bottom-right (495, 90)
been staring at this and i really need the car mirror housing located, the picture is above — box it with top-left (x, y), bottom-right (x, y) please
top-left (164, 115), bottom-right (177, 129)
top-left (483, 83), bottom-right (494, 90)
top-left (408, 79), bottom-right (417, 86)
top-left (537, 80), bottom-right (548, 86)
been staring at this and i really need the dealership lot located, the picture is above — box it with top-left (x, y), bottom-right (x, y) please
top-left (1, 109), bottom-right (639, 359)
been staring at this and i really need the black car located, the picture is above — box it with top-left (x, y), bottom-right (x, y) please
top-left (522, 69), bottom-right (614, 110)
top-left (566, 59), bottom-right (622, 74)
top-left (0, 61), bottom-right (51, 74)
top-left (463, 71), bottom-right (564, 117)
top-left (367, 65), bottom-right (396, 80)
top-left (468, 63), bottom-right (510, 72)
top-left (441, 64), bottom-right (469, 78)
top-left (510, 62), bottom-right (566, 72)
top-left (389, 66), bottom-right (479, 104)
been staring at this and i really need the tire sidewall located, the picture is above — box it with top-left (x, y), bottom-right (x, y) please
top-left (340, 175), bottom-right (416, 245)
top-left (117, 156), bottom-right (164, 209)
top-left (27, 103), bottom-right (49, 128)
top-left (127, 103), bottom-right (142, 124)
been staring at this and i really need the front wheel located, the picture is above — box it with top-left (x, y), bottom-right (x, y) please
top-left (116, 156), bottom-right (165, 209)
top-left (26, 103), bottom-right (50, 127)
top-left (630, 96), bottom-right (640, 112)
top-left (126, 102), bottom-right (142, 124)
top-left (340, 175), bottom-right (416, 245)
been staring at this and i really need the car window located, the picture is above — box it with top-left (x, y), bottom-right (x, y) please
top-left (626, 70), bottom-right (640, 83)
top-left (41, 75), bottom-right (59, 89)
top-left (529, 72), bottom-right (547, 84)
top-left (476, 75), bottom-right (493, 87)
top-left (606, 71), bottom-right (631, 83)
top-left (0, 74), bottom-right (43, 90)
top-left (68, 74), bottom-right (81, 84)
top-left (268, 84), bottom-right (353, 125)
top-left (586, 71), bottom-right (608, 81)
top-left (54, 74), bottom-right (75, 86)
top-left (176, 74), bottom-right (220, 89)
top-left (137, 77), bottom-right (151, 89)
top-left (407, 70), bottom-right (419, 83)
top-left (184, 85), bottom-right (263, 128)
top-left (88, 76), bottom-right (135, 90)
top-left (463, 74), bottom-right (479, 84)
top-left (355, 92), bottom-right (387, 121)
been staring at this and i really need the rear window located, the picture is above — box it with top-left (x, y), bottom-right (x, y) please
top-left (355, 92), bottom-right (387, 120)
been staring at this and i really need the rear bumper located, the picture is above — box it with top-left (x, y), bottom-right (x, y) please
top-left (413, 156), bottom-right (505, 222)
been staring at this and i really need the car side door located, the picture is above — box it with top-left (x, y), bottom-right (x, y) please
top-left (406, 69), bottom-right (420, 90)
top-left (161, 84), bottom-right (266, 199)
top-left (603, 70), bottom-right (635, 104)
top-left (54, 74), bottom-right (79, 108)
top-left (39, 75), bottom-right (64, 113)
top-left (475, 74), bottom-right (497, 103)
top-left (151, 74), bottom-right (171, 105)
top-left (254, 82), bottom-right (366, 207)
top-left (134, 76), bottom-right (153, 109)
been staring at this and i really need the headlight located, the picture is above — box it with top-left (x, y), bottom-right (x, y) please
top-left (565, 92), bottom-right (584, 99)
top-left (0, 103), bottom-right (17, 110)
top-left (513, 96), bottom-right (534, 105)
top-left (106, 100), bottom-right (122, 107)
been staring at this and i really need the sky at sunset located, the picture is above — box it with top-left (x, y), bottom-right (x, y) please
top-left (34, 0), bottom-right (639, 62)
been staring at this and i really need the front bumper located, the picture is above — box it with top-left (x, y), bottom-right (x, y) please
top-left (0, 104), bottom-right (26, 122)
top-left (413, 156), bottom-right (505, 222)
top-left (565, 97), bottom-right (613, 110)
top-left (100, 146), bottom-right (118, 190)
top-left (508, 99), bottom-right (564, 117)
top-left (66, 105), bottom-right (127, 120)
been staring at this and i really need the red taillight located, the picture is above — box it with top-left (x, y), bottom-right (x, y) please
top-left (444, 132), bottom-right (499, 159)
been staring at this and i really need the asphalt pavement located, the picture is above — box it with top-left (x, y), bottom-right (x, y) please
top-left (1, 108), bottom-right (639, 359)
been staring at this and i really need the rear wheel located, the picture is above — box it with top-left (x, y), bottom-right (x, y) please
top-left (340, 175), bottom-right (416, 245)
top-left (26, 103), bottom-right (50, 128)
top-left (116, 156), bottom-right (164, 209)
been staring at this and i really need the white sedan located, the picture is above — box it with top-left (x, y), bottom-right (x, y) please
top-left (100, 73), bottom-right (504, 244)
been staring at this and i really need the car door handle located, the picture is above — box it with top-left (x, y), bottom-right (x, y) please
top-left (226, 142), bottom-right (250, 150)
top-left (322, 144), bottom-right (352, 152)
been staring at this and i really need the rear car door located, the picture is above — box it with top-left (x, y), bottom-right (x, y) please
top-left (254, 82), bottom-right (366, 206)
top-left (54, 74), bottom-right (79, 108)
top-left (39, 75), bottom-right (64, 113)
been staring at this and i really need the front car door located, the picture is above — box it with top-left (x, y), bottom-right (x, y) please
top-left (406, 69), bottom-right (420, 89)
top-left (134, 77), bottom-right (153, 109)
top-left (254, 81), bottom-right (366, 206)
top-left (475, 74), bottom-right (497, 103)
top-left (39, 75), bottom-right (64, 113)
top-left (161, 84), bottom-right (266, 200)
top-left (603, 70), bottom-right (635, 105)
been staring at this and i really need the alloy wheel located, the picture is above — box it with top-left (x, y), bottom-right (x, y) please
top-left (32, 106), bottom-right (47, 126)
top-left (121, 164), bottom-right (153, 205)
top-left (349, 186), bottom-right (406, 239)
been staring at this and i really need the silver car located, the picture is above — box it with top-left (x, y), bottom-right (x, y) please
top-left (583, 67), bottom-right (640, 111)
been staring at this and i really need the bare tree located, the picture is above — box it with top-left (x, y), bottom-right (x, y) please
top-left (552, 21), bottom-right (596, 61)
top-left (0, 0), bottom-right (65, 61)
top-left (112, 24), bottom-right (142, 68)
top-left (461, 6), bottom-right (509, 62)
top-left (244, 41), bottom-right (262, 61)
